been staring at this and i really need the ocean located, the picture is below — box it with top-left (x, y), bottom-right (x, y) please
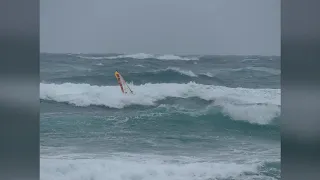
top-left (40, 53), bottom-right (280, 180)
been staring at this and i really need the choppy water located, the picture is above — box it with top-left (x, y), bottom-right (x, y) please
top-left (40, 53), bottom-right (280, 180)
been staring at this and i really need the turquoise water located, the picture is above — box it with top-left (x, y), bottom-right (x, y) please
top-left (40, 53), bottom-right (280, 180)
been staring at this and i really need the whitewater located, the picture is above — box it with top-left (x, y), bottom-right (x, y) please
top-left (40, 53), bottom-right (280, 180)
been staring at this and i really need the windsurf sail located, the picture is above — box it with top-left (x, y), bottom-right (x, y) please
top-left (114, 71), bottom-right (134, 94)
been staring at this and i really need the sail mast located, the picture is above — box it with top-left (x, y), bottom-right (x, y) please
top-left (114, 71), bottom-right (133, 94)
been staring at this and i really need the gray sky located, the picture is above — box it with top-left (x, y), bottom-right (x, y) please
top-left (40, 0), bottom-right (280, 56)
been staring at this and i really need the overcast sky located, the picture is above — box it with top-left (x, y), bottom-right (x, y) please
top-left (40, 0), bottom-right (280, 56)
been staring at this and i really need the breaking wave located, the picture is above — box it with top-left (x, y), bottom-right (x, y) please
top-left (40, 82), bottom-right (280, 125)
top-left (156, 67), bottom-right (198, 77)
top-left (136, 67), bottom-right (217, 79)
top-left (77, 53), bottom-right (199, 61)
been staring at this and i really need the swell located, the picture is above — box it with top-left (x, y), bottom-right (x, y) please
top-left (41, 96), bottom-right (280, 128)
top-left (40, 81), bottom-right (280, 127)
top-left (76, 53), bottom-right (199, 61)
top-left (41, 99), bottom-right (279, 142)
top-left (43, 67), bottom-right (225, 86)
top-left (133, 109), bottom-right (280, 140)
top-left (230, 67), bottom-right (280, 76)
top-left (149, 101), bottom-right (280, 127)
top-left (41, 61), bottom-right (280, 89)
top-left (128, 68), bottom-right (224, 85)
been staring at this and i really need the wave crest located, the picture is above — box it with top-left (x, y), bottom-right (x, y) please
top-left (40, 82), bottom-right (280, 124)
top-left (158, 67), bottom-right (198, 77)
top-left (77, 53), bottom-right (199, 61)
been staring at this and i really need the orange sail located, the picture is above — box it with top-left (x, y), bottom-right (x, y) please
top-left (114, 71), bottom-right (133, 94)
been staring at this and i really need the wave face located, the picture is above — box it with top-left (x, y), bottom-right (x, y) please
top-left (40, 53), bottom-right (281, 180)
top-left (40, 82), bottom-right (280, 125)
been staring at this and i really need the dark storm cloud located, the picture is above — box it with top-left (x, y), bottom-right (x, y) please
top-left (40, 0), bottom-right (280, 55)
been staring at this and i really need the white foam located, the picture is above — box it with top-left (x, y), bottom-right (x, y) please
top-left (200, 72), bottom-right (214, 77)
top-left (107, 53), bottom-right (154, 59)
top-left (40, 154), bottom-right (261, 180)
top-left (241, 58), bottom-right (259, 62)
top-left (40, 82), bottom-right (280, 124)
top-left (103, 53), bottom-right (198, 61)
top-left (157, 54), bottom-right (198, 61)
top-left (154, 67), bottom-right (212, 77)
top-left (134, 64), bottom-right (145, 67)
top-left (95, 63), bottom-right (104, 66)
top-left (213, 99), bottom-right (280, 125)
top-left (160, 67), bottom-right (198, 77)
top-left (77, 55), bottom-right (108, 60)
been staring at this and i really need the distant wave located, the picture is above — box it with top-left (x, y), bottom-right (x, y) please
top-left (231, 67), bottom-right (280, 75)
top-left (153, 102), bottom-right (280, 126)
top-left (95, 63), bottom-right (104, 66)
top-left (135, 64), bottom-right (145, 67)
top-left (77, 53), bottom-right (199, 61)
top-left (245, 67), bottom-right (280, 75)
top-left (199, 72), bottom-right (215, 77)
top-left (157, 66), bottom-right (280, 78)
top-left (241, 58), bottom-right (260, 62)
top-left (76, 55), bottom-right (107, 60)
top-left (40, 82), bottom-right (280, 125)
top-left (157, 67), bottom-right (198, 77)
top-left (151, 66), bottom-right (280, 78)
top-left (43, 67), bottom-right (216, 85)
top-left (148, 67), bottom-right (216, 78)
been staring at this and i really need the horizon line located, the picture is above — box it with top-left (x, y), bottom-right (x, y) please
top-left (39, 52), bottom-right (281, 57)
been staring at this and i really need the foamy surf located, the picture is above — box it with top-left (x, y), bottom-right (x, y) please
top-left (40, 154), bottom-right (263, 180)
top-left (77, 53), bottom-right (199, 61)
top-left (77, 55), bottom-right (108, 60)
top-left (40, 53), bottom-right (281, 180)
top-left (40, 82), bottom-right (280, 124)
top-left (147, 67), bottom-right (219, 78)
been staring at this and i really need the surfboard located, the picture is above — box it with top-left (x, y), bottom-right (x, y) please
top-left (114, 71), bottom-right (134, 94)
